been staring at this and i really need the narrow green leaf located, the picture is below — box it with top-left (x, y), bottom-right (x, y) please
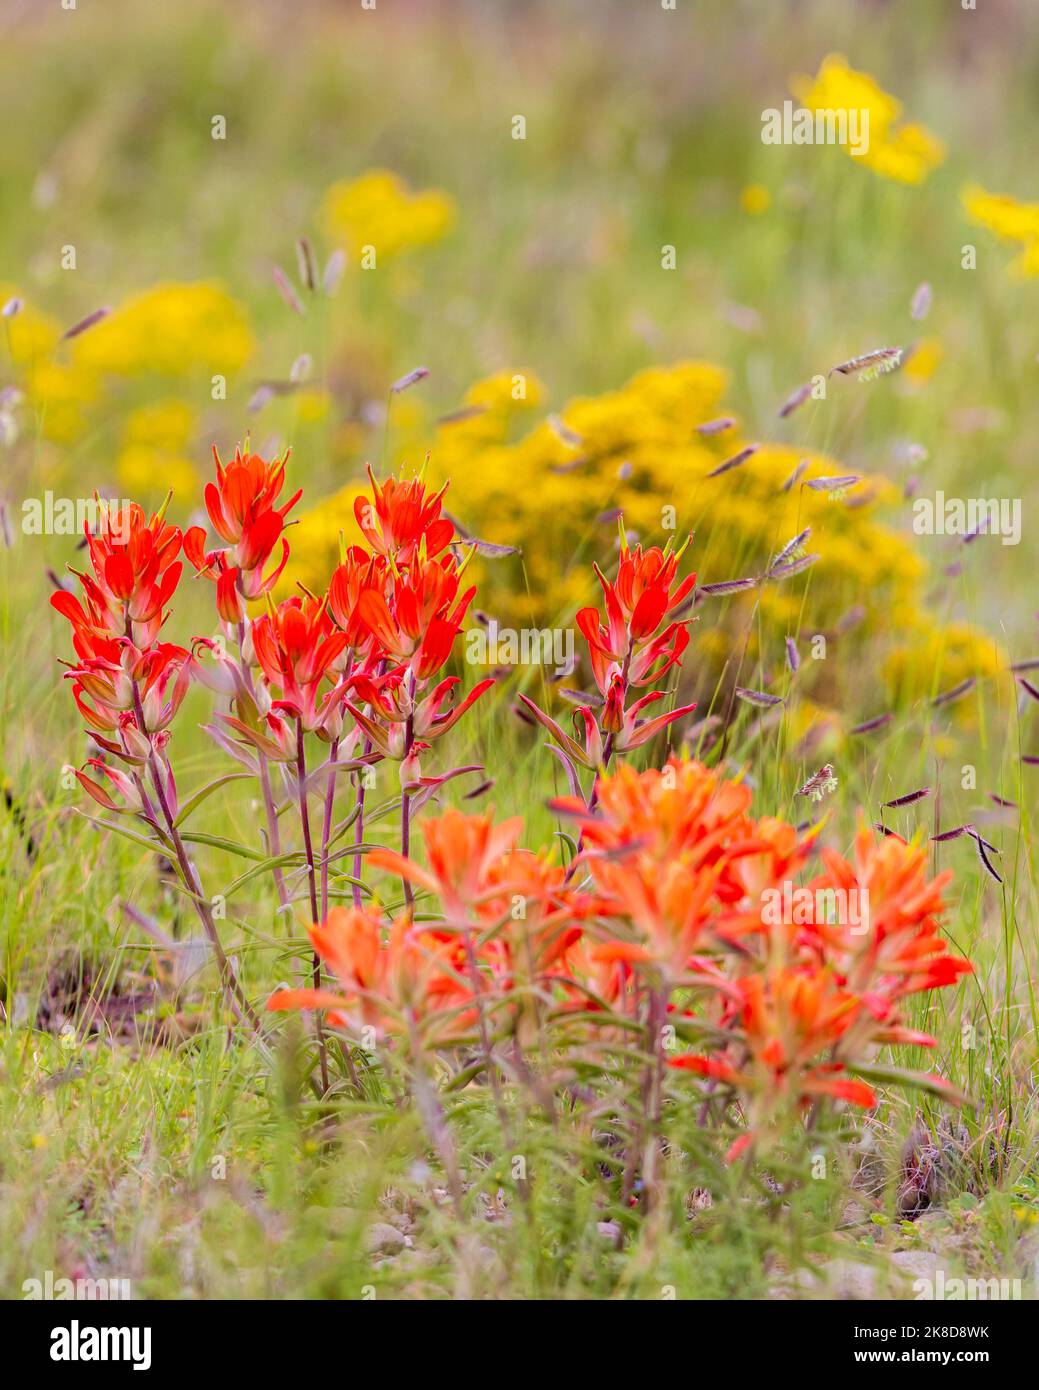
top-left (179, 831), bottom-right (267, 861)
top-left (173, 772), bottom-right (253, 827)
top-left (78, 812), bottom-right (173, 856)
top-left (850, 1063), bottom-right (974, 1108)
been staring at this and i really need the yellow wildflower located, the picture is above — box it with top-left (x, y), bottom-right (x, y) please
top-left (0, 286), bottom-right (61, 364)
top-left (884, 619), bottom-right (1006, 714)
top-left (962, 185), bottom-right (1039, 243)
top-left (740, 184), bottom-right (771, 216)
top-left (22, 360), bottom-right (101, 443)
top-left (792, 54), bottom-right (944, 183)
top-left (287, 361), bottom-right (984, 722)
top-left (74, 282), bottom-right (253, 377)
top-left (116, 399), bottom-right (198, 497)
top-left (320, 170), bottom-right (455, 261)
top-left (903, 337), bottom-right (943, 385)
top-left (961, 185), bottom-right (1039, 277)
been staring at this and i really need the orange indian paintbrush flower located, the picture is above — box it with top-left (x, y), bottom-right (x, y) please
top-left (369, 808), bottom-right (524, 923)
top-left (266, 906), bottom-right (473, 1041)
top-left (670, 962), bottom-right (877, 1161)
top-left (553, 758), bottom-right (805, 974)
top-left (805, 822), bottom-right (972, 1003)
top-left (475, 848), bottom-right (594, 988)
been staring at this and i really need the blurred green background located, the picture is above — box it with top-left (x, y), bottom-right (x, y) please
top-left (1, 0), bottom-right (1037, 491)
top-left (2, 0), bottom-right (1038, 639)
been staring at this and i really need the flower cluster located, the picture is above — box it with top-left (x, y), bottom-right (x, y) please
top-left (553, 760), bottom-right (814, 974)
top-left (48, 448), bottom-right (977, 1178)
top-left (270, 749), bottom-right (972, 1162)
top-left (664, 804), bottom-right (973, 1157)
top-left (319, 169), bottom-right (456, 262)
top-left (184, 446), bottom-right (300, 622)
top-left (962, 184), bottom-right (1039, 278)
top-left (0, 280), bottom-right (253, 449)
top-left (49, 450), bottom-right (497, 1046)
top-left (520, 529), bottom-right (698, 782)
top-left (188, 458), bottom-right (492, 779)
top-left (50, 499), bottom-right (190, 813)
top-left (270, 806), bottom-right (590, 1041)
top-left (267, 906), bottom-right (475, 1046)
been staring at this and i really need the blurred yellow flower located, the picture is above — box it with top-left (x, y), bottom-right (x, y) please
top-left (862, 122), bottom-right (944, 185)
top-left (74, 282), bottom-right (254, 377)
top-left (117, 399), bottom-right (199, 497)
top-left (288, 362), bottom-right (951, 716)
top-left (785, 697), bottom-right (844, 757)
top-left (884, 619), bottom-right (1006, 714)
top-left (22, 359), bottom-right (100, 443)
top-left (740, 184), bottom-right (771, 216)
top-left (903, 336), bottom-right (943, 385)
top-left (792, 54), bottom-right (944, 184)
top-left (0, 286), bottom-right (61, 364)
top-left (0, 285), bottom-right (101, 441)
top-left (961, 185), bottom-right (1039, 277)
top-left (281, 359), bottom-right (999, 727)
top-left (961, 185), bottom-right (1039, 243)
top-left (320, 170), bottom-right (455, 262)
top-left (293, 389), bottom-right (331, 424)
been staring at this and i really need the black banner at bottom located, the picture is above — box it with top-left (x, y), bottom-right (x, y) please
top-left (1, 1296), bottom-right (1026, 1373)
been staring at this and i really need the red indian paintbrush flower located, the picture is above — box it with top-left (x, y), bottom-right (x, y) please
top-left (201, 445), bottom-right (300, 558)
top-left (325, 470), bottom-right (491, 772)
top-left (326, 545), bottom-right (391, 653)
top-left (250, 595), bottom-right (350, 735)
top-left (53, 498), bottom-right (183, 648)
top-left (66, 639), bottom-right (191, 735)
top-left (184, 446), bottom-right (300, 620)
top-left (345, 668), bottom-right (494, 764)
top-left (577, 532), bottom-right (695, 697)
top-left (604, 537), bottom-right (697, 639)
top-left (356, 554), bottom-right (476, 680)
top-left (521, 528), bottom-right (697, 779)
top-left (354, 463), bottom-right (454, 564)
top-left (51, 498), bottom-right (191, 754)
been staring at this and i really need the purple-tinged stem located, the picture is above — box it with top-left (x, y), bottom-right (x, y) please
top-left (351, 756), bottom-right (369, 909)
top-left (237, 621), bottom-right (288, 909)
top-left (296, 718), bottom-right (329, 1094)
top-left (400, 710), bottom-right (415, 910)
top-left (128, 667), bottom-right (262, 1039)
top-left (319, 736), bottom-right (339, 921)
